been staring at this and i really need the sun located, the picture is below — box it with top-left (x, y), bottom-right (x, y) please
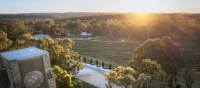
top-left (125, 13), bottom-right (155, 27)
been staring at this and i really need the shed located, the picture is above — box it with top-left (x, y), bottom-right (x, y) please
top-left (32, 34), bottom-right (49, 38)
top-left (80, 32), bottom-right (91, 36)
top-left (80, 32), bottom-right (92, 39)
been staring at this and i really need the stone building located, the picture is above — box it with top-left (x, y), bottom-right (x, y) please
top-left (0, 47), bottom-right (56, 88)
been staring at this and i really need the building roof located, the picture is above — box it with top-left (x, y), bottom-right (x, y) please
top-left (0, 47), bottom-right (47, 61)
top-left (32, 34), bottom-right (49, 38)
top-left (80, 32), bottom-right (92, 36)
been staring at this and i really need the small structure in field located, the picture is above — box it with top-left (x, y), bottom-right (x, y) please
top-left (80, 32), bottom-right (92, 39)
top-left (32, 34), bottom-right (49, 38)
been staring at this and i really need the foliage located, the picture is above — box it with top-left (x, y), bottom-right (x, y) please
top-left (2, 14), bottom-right (200, 43)
top-left (11, 33), bottom-right (33, 49)
top-left (106, 66), bottom-right (137, 88)
top-left (108, 64), bottom-right (112, 69)
top-left (53, 14), bottom-right (200, 43)
top-left (137, 59), bottom-right (168, 88)
top-left (0, 20), bottom-right (29, 40)
top-left (181, 69), bottom-right (199, 88)
top-left (89, 59), bottom-right (93, 64)
top-left (53, 65), bottom-right (73, 88)
top-left (131, 37), bottom-right (184, 75)
top-left (106, 59), bottom-right (168, 88)
top-left (139, 59), bottom-right (164, 75)
top-left (0, 31), bottom-right (12, 51)
top-left (32, 37), bottom-right (83, 74)
top-left (130, 37), bottom-right (185, 88)
top-left (102, 62), bottom-right (105, 68)
top-left (95, 60), bottom-right (99, 66)
top-left (83, 57), bottom-right (87, 62)
top-left (57, 38), bottom-right (74, 49)
top-left (53, 65), bottom-right (97, 88)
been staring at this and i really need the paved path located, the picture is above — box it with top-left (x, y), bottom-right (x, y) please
top-left (76, 64), bottom-right (109, 88)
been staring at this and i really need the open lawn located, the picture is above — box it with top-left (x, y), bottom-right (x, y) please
top-left (73, 38), bottom-right (140, 66)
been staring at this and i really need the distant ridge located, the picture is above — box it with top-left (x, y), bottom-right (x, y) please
top-left (0, 12), bottom-right (118, 19)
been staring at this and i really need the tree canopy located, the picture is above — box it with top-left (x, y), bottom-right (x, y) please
top-left (131, 37), bottom-right (184, 75)
top-left (106, 59), bottom-right (168, 88)
top-left (0, 31), bottom-right (12, 51)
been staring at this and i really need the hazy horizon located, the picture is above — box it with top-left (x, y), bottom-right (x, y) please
top-left (1, 0), bottom-right (200, 14)
top-left (1, 11), bottom-right (200, 14)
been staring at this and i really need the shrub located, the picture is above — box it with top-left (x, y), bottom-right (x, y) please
top-left (102, 62), bottom-right (105, 68)
top-left (95, 60), bottom-right (99, 66)
top-left (89, 59), bottom-right (93, 64)
top-left (53, 65), bottom-right (73, 88)
top-left (83, 57), bottom-right (87, 63)
top-left (109, 64), bottom-right (112, 69)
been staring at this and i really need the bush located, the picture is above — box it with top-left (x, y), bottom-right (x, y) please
top-left (108, 64), bottom-right (112, 69)
top-left (53, 65), bottom-right (73, 88)
top-left (89, 59), bottom-right (93, 64)
top-left (102, 62), bottom-right (105, 68)
top-left (95, 60), bottom-right (99, 66)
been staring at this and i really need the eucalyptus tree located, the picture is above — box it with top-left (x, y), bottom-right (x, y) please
top-left (131, 36), bottom-right (184, 88)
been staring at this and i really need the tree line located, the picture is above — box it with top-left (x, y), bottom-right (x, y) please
top-left (1, 13), bottom-right (200, 43)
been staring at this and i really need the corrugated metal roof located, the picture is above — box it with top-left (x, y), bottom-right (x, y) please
top-left (0, 47), bottom-right (47, 61)
top-left (32, 34), bottom-right (49, 38)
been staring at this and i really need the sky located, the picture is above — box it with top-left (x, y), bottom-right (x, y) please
top-left (0, 0), bottom-right (200, 13)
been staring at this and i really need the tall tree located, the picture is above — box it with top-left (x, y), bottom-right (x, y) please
top-left (132, 37), bottom-right (184, 74)
top-left (131, 36), bottom-right (184, 88)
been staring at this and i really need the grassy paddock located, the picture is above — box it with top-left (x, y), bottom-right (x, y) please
top-left (73, 39), bottom-right (140, 66)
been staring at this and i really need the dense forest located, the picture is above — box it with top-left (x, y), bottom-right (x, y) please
top-left (1, 13), bottom-right (200, 44)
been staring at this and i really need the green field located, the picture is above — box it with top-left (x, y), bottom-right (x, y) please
top-left (73, 38), bottom-right (140, 66)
